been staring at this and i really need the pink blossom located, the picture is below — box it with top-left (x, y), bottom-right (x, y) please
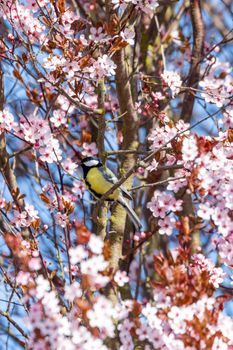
top-left (182, 135), bottom-right (198, 162)
top-left (114, 271), bottom-right (129, 287)
top-left (88, 55), bottom-right (117, 80)
top-left (72, 179), bottom-right (86, 199)
top-left (161, 70), bottom-right (182, 97)
top-left (80, 255), bottom-right (108, 275)
top-left (218, 236), bottom-right (233, 266)
top-left (62, 158), bottom-right (78, 175)
top-left (69, 245), bottom-right (88, 264)
top-left (212, 337), bottom-right (228, 350)
top-left (147, 190), bottom-right (183, 220)
top-left (0, 109), bottom-right (17, 133)
top-left (135, 323), bottom-right (151, 341)
top-left (57, 23), bottom-right (74, 38)
top-left (50, 110), bottom-right (67, 127)
top-left (166, 154), bottom-right (176, 166)
top-left (0, 196), bottom-right (6, 209)
top-left (192, 253), bottom-right (225, 288)
top-left (16, 271), bottom-right (32, 285)
top-left (64, 282), bottom-right (82, 301)
top-left (82, 142), bottom-right (98, 157)
top-left (158, 216), bottom-right (176, 236)
top-left (55, 212), bottom-right (68, 228)
top-left (89, 27), bottom-right (107, 43)
top-left (43, 55), bottom-right (66, 70)
top-left (35, 275), bottom-right (50, 299)
top-left (28, 257), bottom-right (42, 271)
top-left (25, 204), bottom-right (39, 220)
top-left (147, 159), bottom-right (159, 172)
top-left (88, 234), bottom-right (104, 254)
top-left (13, 210), bottom-right (30, 228)
top-left (87, 296), bottom-right (115, 337)
top-left (197, 203), bottom-right (213, 221)
top-left (120, 28), bottom-right (135, 46)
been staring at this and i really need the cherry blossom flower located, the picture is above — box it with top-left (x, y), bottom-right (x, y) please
top-left (158, 216), bottom-right (176, 236)
top-left (82, 142), bottom-right (98, 157)
top-left (72, 179), bottom-right (86, 199)
top-left (89, 27), bottom-right (107, 43)
top-left (64, 282), bottom-right (82, 301)
top-left (50, 110), bottom-right (67, 127)
top-left (146, 159), bottom-right (159, 172)
top-left (161, 70), bottom-right (182, 97)
top-left (13, 210), bottom-right (30, 228)
top-left (114, 271), bottom-right (129, 287)
top-left (28, 257), bottom-right (42, 271)
top-left (197, 203), bottom-right (213, 221)
top-left (0, 109), bottom-right (17, 133)
top-left (135, 323), bottom-right (151, 341)
top-left (69, 245), bottom-right (88, 264)
top-left (147, 190), bottom-right (183, 221)
top-left (55, 212), bottom-right (68, 228)
top-left (80, 255), bottom-right (109, 275)
top-left (88, 234), bottom-right (104, 254)
top-left (43, 55), bottom-right (66, 71)
top-left (192, 253), bottom-right (225, 288)
top-left (182, 135), bottom-right (198, 162)
top-left (57, 23), bottom-right (74, 38)
top-left (87, 296), bottom-right (115, 337)
top-left (25, 204), bottom-right (39, 220)
top-left (62, 158), bottom-right (78, 175)
top-left (16, 271), bottom-right (32, 286)
top-left (212, 337), bottom-right (228, 350)
top-left (120, 28), bottom-right (135, 45)
top-left (88, 55), bottom-right (117, 80)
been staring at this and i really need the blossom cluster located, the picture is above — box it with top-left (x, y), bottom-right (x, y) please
top-left (199, 59), bottom-right (232, 107)
top-left (112, 0), bottom-right (159, 14)
top-left (147, 190), bottom-right (183, 235)
top-left (17, 234), bottom-right (231, 350)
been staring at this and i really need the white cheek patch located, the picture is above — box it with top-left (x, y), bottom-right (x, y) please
top-left (84, 159), bottom-right (99, 167)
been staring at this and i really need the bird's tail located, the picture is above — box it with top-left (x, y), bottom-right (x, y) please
top-left (117, 197), bottom-right (142, 232)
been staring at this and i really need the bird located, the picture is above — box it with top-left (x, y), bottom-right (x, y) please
top-left (80, 157), bottom-right (142, 231)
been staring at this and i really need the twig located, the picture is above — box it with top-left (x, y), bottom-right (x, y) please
top-left (0, 310), bottom-right (29, 339)
top-left (131, 176), bottom-right (185, 191)
top-left (8, 146), bottom-right (32, 159)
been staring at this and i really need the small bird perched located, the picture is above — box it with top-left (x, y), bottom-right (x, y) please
top-left (80, 157), bottom-right (142, 231)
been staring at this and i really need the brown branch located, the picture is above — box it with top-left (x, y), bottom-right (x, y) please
top-left (108, 47), bottom-right (140, 269)
top-left (103, 2), bottom-right (140, 291)
top-left (131, 176), bottom-right (185, 191)
top-left (0, 310), bottom-right (29, 339)
top-left (0, 65), bottom-right (28, 222)
top-left (96, 80), bottom-right (108, 239)
top-left (181, 0), bottom-right (205, 122)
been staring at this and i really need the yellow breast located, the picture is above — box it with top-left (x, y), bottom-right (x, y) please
top-left (86, 167), bottom-right (120, 200)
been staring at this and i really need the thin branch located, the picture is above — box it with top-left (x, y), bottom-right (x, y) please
top-left (0, 310), bottom-right (29, 339)
top-left (181, 0), bottom-right (205, 122)
top-left (131, 176), bottom-right (185, 191)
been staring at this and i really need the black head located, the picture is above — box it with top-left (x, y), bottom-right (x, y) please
top-left (80, 157), bottom-right (102, 177)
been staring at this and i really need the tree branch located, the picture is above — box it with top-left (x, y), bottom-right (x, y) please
top-left (181, 0), bottom-right (205, 121)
